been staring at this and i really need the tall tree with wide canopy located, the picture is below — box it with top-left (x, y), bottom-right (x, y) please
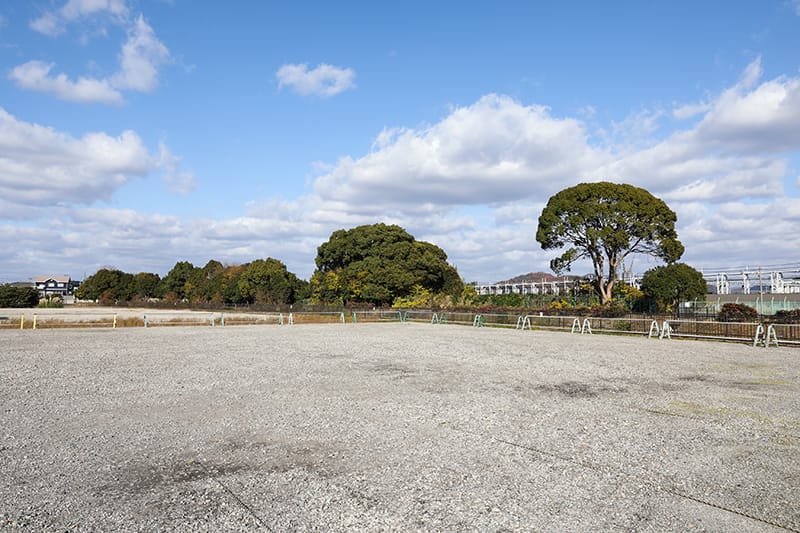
top-left (312, 223), bottom-right (463, 305)
top-left (536, 182), bottom-right (684, 304)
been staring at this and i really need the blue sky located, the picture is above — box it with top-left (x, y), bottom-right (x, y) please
top-left (2, 0), bottom-right (800, 283)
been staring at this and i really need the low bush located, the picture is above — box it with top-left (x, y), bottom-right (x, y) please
top-left (772, 309), bottom-right (800, 324)
top-left (717, 303), bottom-right (758, 322)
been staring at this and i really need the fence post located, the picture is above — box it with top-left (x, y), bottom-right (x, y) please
top-left (352, 312), bottom-right (357, 323)
top-left (221, 314), bottom-right (225, 327)
top-left (581, 318), bottom-right (592, 335)
top-left (143, 314), bottom-right (148, 328)
top-left (20, 315), bottom-right (24, 330)
top-left (571, 318), bottom-right (581, 334)
top-left (33, 314), bottom-right (37, 330)
top-left (648, 320), bottom-right (660, 339)
top-left (288, 313), bottom-right (294, 325)
top-left (113, 314), bottom-right (117, 329)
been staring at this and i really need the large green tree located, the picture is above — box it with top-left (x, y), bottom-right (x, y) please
top-left (238, 258), bottom-right (301, 305)
top-left (311, 223), bottom-right (463, 305)
top-left (640, 263), bottom-right (706, 312)
top-left (131, 272), bottom-right (162, 300)
top-left (158, 261), bottom-right (197, 301)
top-left (76, 268), bottom-right (135, 303)
top-left (536, 182), bottom-right (684, 305)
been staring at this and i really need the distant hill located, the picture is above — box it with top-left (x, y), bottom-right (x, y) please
top-left (496, 271), bottom-right (583, 284)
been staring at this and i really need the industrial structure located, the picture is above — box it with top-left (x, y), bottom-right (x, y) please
top-left (476, 263), bottom-right (800, 297)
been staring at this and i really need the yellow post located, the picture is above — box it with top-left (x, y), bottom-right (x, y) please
top-left (113, 314), bottom-right (117, 329)
top-left (33, 314), bottom-right (37, 330)
top-left (20, 315), bottom-right (24, 330)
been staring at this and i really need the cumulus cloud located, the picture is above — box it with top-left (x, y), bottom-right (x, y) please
top-left (14, 11), bottom-right (170, 104)
top-left (314, 94), bottom-right (605, 209)
top-left (276, 63), bottom-right (356, 97)
top-left (4, 59), bottom-right (800, 284)
top-left (9, 60), bottom-right (123, 104)
top-left (691, 57), bottom-right (800, 154)
top-left (30, 0), bottom-right (128, 36)
top-left (0, 108), bottom-right (191, 210)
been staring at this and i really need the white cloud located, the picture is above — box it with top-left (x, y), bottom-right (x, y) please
top-left (157, 143), bottom-right (196, 194)
top-left (276, 63), bottom-right (356, 97)
top-left (30, 0), bottom-right (128, 36)
top-left (9, 60), bottom-right (123, 104)
top-left (314, 94), bottom-right (605, 209)
top-left (0, 108), bottom-right (191, 209)
top-left (4, 59), bottom-right (800, 284)
top-left (16, 10), bottom-right (170, 104)
top-left (111, 15), bottom-right (170, 92)
top-left (672, 102), bottom-right (710, 120)
top-left (692, 58), bottom-right (800, 154)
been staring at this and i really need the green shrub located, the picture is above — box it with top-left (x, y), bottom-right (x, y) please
top-left (718, 303), bottom-right (758, 322)
top-left (590, 303), bottom-right (628, 318)
top-left (0, 285), bottom-right (39, 307)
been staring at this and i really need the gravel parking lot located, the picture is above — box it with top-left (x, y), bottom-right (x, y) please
top-left (1, 322), bottom-right (799, 531)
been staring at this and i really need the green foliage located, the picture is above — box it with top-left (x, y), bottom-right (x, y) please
top-left (392, 285), bottom-right (434, 309)
top-left (472, 293), bottom-right (529, 308)
top-left (76, 259), bottom-right (304, 307)
top-left (536, 182), bottom-right (683, 304)
top-left (311, 223), bottom-right (463, 305)
top-left (718, 303), bottom-right (759, 322)
top-left (0, 284), bottom-right (39, 307)
top-left (640, 263), bottom-right (706, 312)
top-left (76, 268), bottom-right (134, 303)
top-left (238, 258), bottom-right (301, 305)
top-left (159, 261), bottom-right (196, 301)
top-left (131, 272), bottom-right (161, 300)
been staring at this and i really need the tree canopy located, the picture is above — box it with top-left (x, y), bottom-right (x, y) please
top-left (536, 182), bottom-right (684, 304)
top-left (311, 223), bottom-right (463, 305)
top-left (76, 258), bottom-right (307, 306)
top-left (640, 262), bottom-right (706, 312)
top-left (75, 268), bottom-right (135, 303)
top-left (0, 284), bottom-right (39, 307)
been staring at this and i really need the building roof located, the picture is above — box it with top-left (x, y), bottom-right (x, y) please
top-left (34, 275), bottom-right (71, 283)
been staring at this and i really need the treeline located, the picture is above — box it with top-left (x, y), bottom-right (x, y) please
top-left (0, 285), bottom-right (40, 307)
top-left (75, 223), bottom-right (464, 307)
top-left (76, 258), bottom-right (308, 305)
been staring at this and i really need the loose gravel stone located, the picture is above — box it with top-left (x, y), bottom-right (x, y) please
top-left (1, 322), bottom-right (798, 531)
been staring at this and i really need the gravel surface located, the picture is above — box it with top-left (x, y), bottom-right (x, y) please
top-left (1, 322), bottom-right (799, 532)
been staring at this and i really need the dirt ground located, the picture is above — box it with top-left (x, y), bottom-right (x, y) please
top-left (1, 322), bottom-right (798, 531)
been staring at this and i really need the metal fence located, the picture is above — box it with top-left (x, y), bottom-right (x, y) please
top-left (2, 308), bottom-right (798, 347)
